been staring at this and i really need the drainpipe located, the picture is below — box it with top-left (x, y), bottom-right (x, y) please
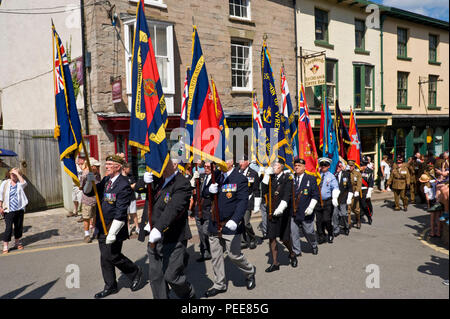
top-left (80, 0), bottom-right (89, 135)
top-left (380, 14), bottom-right (386, 112)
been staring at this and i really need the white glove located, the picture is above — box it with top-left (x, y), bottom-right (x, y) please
top-left (144, 172), bottom-right (153, 184)
top-left (144, 222), bottom-right (151, 233)
top-left (273, 200), bottom-right (288, 217)
top-left (209, 183), bottom-right (218, 194)
top-left (105, 220), bottom-right (125, 244)
top-left (190, 176), bottom-right (196, 188)
top-left (332, 189), bottom-right (340, 207)
top-left (253, 197), bottom-right (262, 213)
top-left (367, 187), bottom-right (373, 199)
top-left (83, 172), bottom-right (95, 193)
top-left (354, 191), bottom-right (359, 198)
top-left (193, 171), bottom-right (200, 179)
top-left (346, 192), bottom-right (353, 205)
top-left (262, 167), bottom-right (273, 185)
top-left (149, 227), bottom-right (162, 243)
top-left (225, 220), bottom-right (237, 231)
top-left (305, 199), bottom-right (317, 216)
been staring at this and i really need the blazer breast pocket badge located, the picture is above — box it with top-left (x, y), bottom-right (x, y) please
top-left (164, 192), bottom-right (171, 204)
top-left (303, 188), bottom-right (309, 195)
top-left (104, 193), bottom-right (116, 204)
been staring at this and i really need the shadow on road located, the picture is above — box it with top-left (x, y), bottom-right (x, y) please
top-left (0, 282), bottom-right (35, 299)
top-left (20, 229), bottom-right (60, 247)
top-left (417, 255), bottom-right (449, 281)
top-left (0, 279), bottom-right (60, 299)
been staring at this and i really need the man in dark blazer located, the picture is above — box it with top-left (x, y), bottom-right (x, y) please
top-left (136, 157), bottom-right (195, 299)
top-left (190, 161), bottom-right (215, 262)
top-left (84, 154), bottom-right (143, 299)
top-left (290, 158), bottom-right (320, 257)
top-left (333, 160), bottom-right (353, 236)
top-left (203, 158), bottom-right (256, 298)
top-left (238, 155), bottom-right (261, 250)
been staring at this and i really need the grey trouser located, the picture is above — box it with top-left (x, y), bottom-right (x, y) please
top-left (332, 203), bottom-right (349, 235)
top-left (209, 233), bottom-right (255, 291)
top-left (290, 217), bottom-right (318, 255)
top-left (259, 203), bottom-right (267, 236)
top-left (195, 217), bottom-right (211, 258)
top-left (147, 240), bottom-right (195, 299)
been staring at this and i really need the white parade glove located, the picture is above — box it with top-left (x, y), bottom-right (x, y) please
top-left (209, 183), bottom-right (218, 194)
top-left (332, 189), bottom-right (340, 207)
top-left (144, 222), bottom-right (151, 233)
top-left (224, 220), bottom-right (237, 231)
top-left (273, 200), bottom-right (288, 217)
top-left (367, 187), bottom-right (373, 199)
top-left (262, 167), bottom-right (273, 185)
top-left (106, 220), bottom-right (125, 244)
top-left (354, 191), bottom-right (359, 198)
top-left (144, 172), bottom-right (153, 184)
top-left (305, 199), bottom-right (318, 216)
top-left (193, 171), bottom-right (200, 179)
top-left (149, 228), bottom-right (162, 243)
top-left (190, 176), bottom-right (196, 188)
top-left (253, 197), bottom-right (262, 213)
top-left (83, 172), bottom-right (95, 193)
top-left (347, 192), bottom-right (353, 205)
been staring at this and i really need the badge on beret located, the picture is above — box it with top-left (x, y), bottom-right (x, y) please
top-left (226, 192), bottom-right (232, 199)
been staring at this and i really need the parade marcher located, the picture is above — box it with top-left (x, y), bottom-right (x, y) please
top-left (360, 157), bottom-right (374, 225)
top-left (348, 160), bottom-right (362, 229)
top-left (290, 158), bottom-right (319, 256)
top-left (387, 156), bottom-right (410, 212)
top-left (238, 155), bottom-right (261, 250)
top-left (190, 161), bottom-right (213, 262)
top-left (84, 154), bottom-right (143, 299)
top-left (79, 158), bottom-right (101, 243)
top-left (316, 157), bottom-right (340, 244)
top-left (332, 160), bottom-right (353, 236)
top-left (1, 168), bottom-right (28, 254)
top-left (136, 157), bottom-right (196, 299)
top-left (204, 158), bottom-right (256, 297)
top-left (261, 158), bottom-right (297, 272)
top-left (407, 157), bottom-right (416, 204)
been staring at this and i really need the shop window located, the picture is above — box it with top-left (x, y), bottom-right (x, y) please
top-left (124, 19), bottom-right (174, 113)
top-left (360, 128), bottom-right (376, 154)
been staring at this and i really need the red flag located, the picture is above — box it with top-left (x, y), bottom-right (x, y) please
top-left (347, 108), bottom-right (361, 168)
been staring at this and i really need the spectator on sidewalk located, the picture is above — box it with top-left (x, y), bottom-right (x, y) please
top-left (123, 162), bottom-right (139, 236)
top-left (68, 156), bottom-right (85, 217)
top-left (419, 174), bottom-right (440, 237)
top-left (79, 158), bottom-right (102, 243)
top-left (380, 155), bottom-right (391, 192)
top-left (0, 168), bottom-right (28, 254)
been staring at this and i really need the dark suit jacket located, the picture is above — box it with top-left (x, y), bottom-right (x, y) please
top-left (261, 172), bottom-right (293, 219)
top-left (192, 172), bottom-right (215, 220)
top-left (292, 173), bottom-right (319, 223)
top-left (335, 170), bottom-right (352, 204)
top-left (204, 168), bottom-right (248, 235)
top-left (361, 168), bottom-right (374, 189)
top-left (86, 174), bottom-right (132, 241)
top-left (136, 173), bottom-right (192, 244)
top-left (239, 167), bottom-right (261, 211)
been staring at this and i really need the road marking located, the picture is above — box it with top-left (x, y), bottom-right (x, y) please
top-left (419, 227), bottom-right (449, 256)
top-left (0, 242), bottom-right (91, 257)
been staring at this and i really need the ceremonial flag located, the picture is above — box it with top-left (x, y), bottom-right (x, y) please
top-left (178, 68), bottom-right (190, 172)
top-left (280, 66), bottom-right (296, 172)
top-left (319, 98), bottom-right (339, 173)
top-left (52, 23), bottom-right (83, 186)
top-left (185, 26), bottom-right (227, 169)
top-left (128, 0), bottom-right (169, 178)
top-left (348, 107), bottom-right (361, 168)
top-left (334, 100), bottom-right (351, 158)
top-left (211, 78), bottom-right (230, 164)
top-left (251, 91), bottom-right (267, 164)
top-left (298, 84), bottom-right (320, 180)
top-left (261, 42), bottom-right (286, 165)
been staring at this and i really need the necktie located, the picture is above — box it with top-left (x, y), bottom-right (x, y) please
top-left (106, 180), bottom-right (112, 192)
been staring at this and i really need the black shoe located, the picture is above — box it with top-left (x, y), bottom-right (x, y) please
top-left (296, 252), bottom-right (302, 257)
top-left (241, 242), bottom-right (249, 249)
top-left (368, 216), bottom-right (372, 225)
top-left (327, 235), bottom-right (334, 244)
top-left (204, 288), bottom-right (227, 298)
top-left (312, 247), bottom-right (318, 255)
top-left (334, 232), bottom-right (340, 238)
top-left (318, 237), bottom-right (326, 245)
top-left (404, 206), bottom-right (408, 212)
top-left (344, 228), bottom-right (350, 236)
top-left (289, 255), bottom-right (298, 268)
top-left (249, 241), bottom-right (257, 250)
top-left (246, 267), bottom-right (256, 290)
top-left (196, 256), bottom-right (212, 262)
top-left (94, 288), bottom-right (118, 299)
top-left (130, 267), bottom-right (143, 292)
top-left (265, 264), bottom-right (280, 273)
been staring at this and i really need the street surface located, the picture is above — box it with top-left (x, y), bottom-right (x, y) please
top-left (0, 202), bottom-right (448, 299)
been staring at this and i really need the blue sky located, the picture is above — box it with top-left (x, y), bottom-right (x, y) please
top-left (371, 0), bottom-right (449, 21)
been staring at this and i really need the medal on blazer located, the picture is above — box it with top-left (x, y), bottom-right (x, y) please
top-left (164, 192), bottom-right (171, 204)
top-left (226, 192), bottom-right (232, 199)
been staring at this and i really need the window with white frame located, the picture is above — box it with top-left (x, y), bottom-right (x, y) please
top-left (325, 59), bottom-right (337, 106)
top-left (231, 39), bottom-right (252, 91)
top-left (124, 19), bottom-right (174, 113)
top-left (229, 0), bottom-right (251, 20)
top-left (364, 66), bottom-right (373, 109)
top-left (129, 0), bottom-right (167, 9)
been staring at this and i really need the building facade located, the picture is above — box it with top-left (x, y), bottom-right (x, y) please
top-left (381, 8), bottom-right (449, 160)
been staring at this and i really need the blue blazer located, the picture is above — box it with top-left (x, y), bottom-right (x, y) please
top-left (205, 168), bottom-right (248, 235)
top-left (293, 173), bottom-right (319, 223)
